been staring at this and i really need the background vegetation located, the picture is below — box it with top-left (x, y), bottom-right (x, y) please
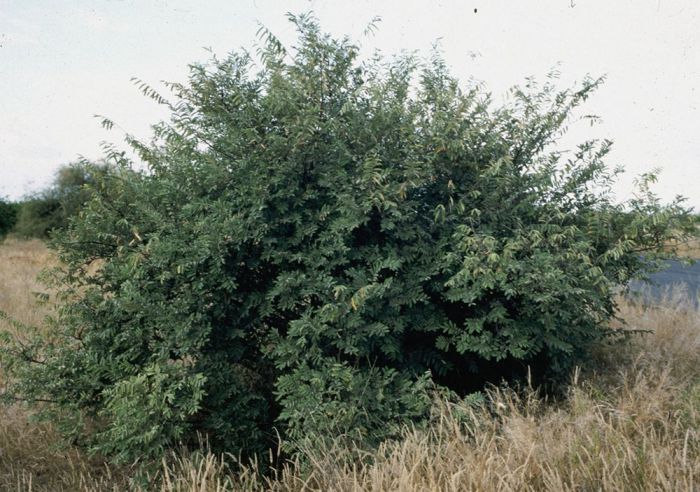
top-left (0, 160), bottom-right (111, 241)
top-left (0, 199), bottom-right (19, 238)
top-left (8, 161), bottom-right (113, 239)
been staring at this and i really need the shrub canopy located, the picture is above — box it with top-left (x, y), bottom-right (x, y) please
top-left (1, 14), bottom-right (696, 465)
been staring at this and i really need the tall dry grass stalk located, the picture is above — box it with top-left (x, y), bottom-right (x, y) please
top-left (1, 238), bottom-right (698, 491)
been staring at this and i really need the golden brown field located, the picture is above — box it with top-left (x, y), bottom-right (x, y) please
top-left (667, 231), bottom-right (700, 259)
top-left (0, 238), bottom-right (698, 491)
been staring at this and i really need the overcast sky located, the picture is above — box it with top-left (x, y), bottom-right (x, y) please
top-left (1, 0), bottom-right (698, 209)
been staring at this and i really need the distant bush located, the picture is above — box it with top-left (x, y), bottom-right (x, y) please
top-left (13, 197), bottom-right (61, 238)
top-left (0, 199), bottom-right (19, 238)
top-left (13, 161), bottom-right (112, 238)
top-left (1, 14), bottom-right (696, 467)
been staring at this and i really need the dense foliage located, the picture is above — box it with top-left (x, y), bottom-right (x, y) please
top-left (0, 199), bottom-right (18, 238)
top-left (1, 15), bottom-right (695, 466)
top-left (12, 161), bottom-right (111, 238)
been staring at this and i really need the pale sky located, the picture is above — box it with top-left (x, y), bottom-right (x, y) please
top-left (1, 0), bottom-right (698, 209)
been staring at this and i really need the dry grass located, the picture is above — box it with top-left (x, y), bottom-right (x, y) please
top-left (0, 237), bottom-right (55, 330)
top-left (678, 238), bottom-right (700, 259)
top-left (1, 238), bottom-right (699, 491)
top-left (666, 226), bottom-right (700, 259)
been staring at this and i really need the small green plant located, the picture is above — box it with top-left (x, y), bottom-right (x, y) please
top-left (1, 13), bottom-right (696, 467)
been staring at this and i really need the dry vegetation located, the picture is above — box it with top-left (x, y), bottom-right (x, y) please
top-left (679, 239), bottom-right (700, 259)
top-left (0, 238), bottom-right (698, 491)
top-left (666, 225), bottom-right (700, 259)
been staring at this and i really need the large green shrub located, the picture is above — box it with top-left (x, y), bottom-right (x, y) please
top-left (1, 14), bottom-right (696, 465)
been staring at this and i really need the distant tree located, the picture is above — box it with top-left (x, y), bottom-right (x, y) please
top-left (13, 161), bottom-right (111, 238)
top-left (0, 198), bottom-right (18, 238)
top-left (1, 13), bottom-right (696, 467)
